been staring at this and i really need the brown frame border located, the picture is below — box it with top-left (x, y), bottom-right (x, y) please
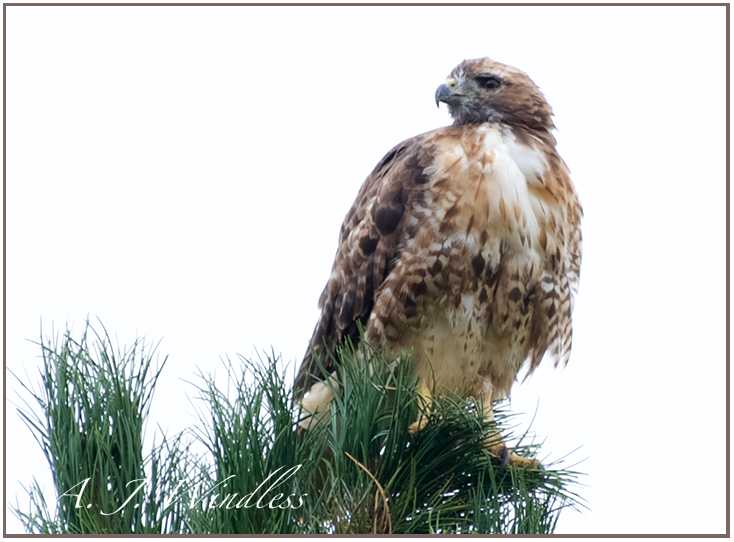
top-left (2, 3), bottom-right (729, 538)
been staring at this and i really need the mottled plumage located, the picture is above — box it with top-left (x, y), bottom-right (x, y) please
top-left (296, 58), bottom-right (582, 464)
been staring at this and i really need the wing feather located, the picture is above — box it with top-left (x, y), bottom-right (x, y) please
top-left (294, 132), bottom-right (436, 397)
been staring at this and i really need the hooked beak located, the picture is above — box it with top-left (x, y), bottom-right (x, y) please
top-left (435, 77), bottom-right (458, 107)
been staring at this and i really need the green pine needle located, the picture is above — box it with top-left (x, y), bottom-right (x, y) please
top-left (12, 319), bottom-right (586, 534)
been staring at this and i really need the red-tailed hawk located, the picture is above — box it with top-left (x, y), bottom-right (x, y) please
top-left (296, 58), bottom-right (582, 468)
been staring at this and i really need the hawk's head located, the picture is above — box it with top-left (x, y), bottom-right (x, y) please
top-left (436, 58), bottom-right (553, 131)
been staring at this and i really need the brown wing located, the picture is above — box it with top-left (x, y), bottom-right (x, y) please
top-left (294, 131), bottom-right (437, 398)
top-left (525, 152), bottom-right (583, 376)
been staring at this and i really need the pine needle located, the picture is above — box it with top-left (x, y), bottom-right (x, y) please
top-left (12, 319), bottom-right (587, 534)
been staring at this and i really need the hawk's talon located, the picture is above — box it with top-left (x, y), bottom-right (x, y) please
top-left (493, 443), bottom-right (510, 467)
top-left (489, 442), bottom-right (542, 469)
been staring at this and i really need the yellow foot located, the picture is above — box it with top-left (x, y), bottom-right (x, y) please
top-left (408, 414), bottom-right (429, 434)
top-left (490, 443), bottom-right (543, 470)
top-left (408, 383), bottom-right (433, 434)
top-left (509, 453), bottom-right (543, 470)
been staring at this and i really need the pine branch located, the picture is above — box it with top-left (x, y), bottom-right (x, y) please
top-left (12, 320), bottom-right (586, 534)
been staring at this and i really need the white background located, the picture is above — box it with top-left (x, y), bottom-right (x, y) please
top-left (4, 4), bottom-right (727, 536)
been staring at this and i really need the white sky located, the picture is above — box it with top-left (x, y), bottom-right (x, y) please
top-left (4, 4), bottom-right (728, 536)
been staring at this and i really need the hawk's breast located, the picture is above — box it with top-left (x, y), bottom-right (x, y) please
top-left (429, 124), bottom-right (546, 255)
top-left (368, 124), bottom-right (564, 398)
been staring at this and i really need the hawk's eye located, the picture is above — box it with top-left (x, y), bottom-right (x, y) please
top-left (477, 75), bottom-right (501, 90)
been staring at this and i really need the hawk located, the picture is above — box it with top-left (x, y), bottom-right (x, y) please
top-left (295, 58), bottom-right (582, 467)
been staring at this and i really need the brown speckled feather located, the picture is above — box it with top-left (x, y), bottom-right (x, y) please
top-left (295, 134), bottom-right (436, 397)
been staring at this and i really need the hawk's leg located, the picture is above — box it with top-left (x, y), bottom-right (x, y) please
top-left (477, 378), bottom-right (542, 470)
top-left (298, 375), bottom-right (339, 431)
top-left (408, 382), bottom-right (432, 434)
